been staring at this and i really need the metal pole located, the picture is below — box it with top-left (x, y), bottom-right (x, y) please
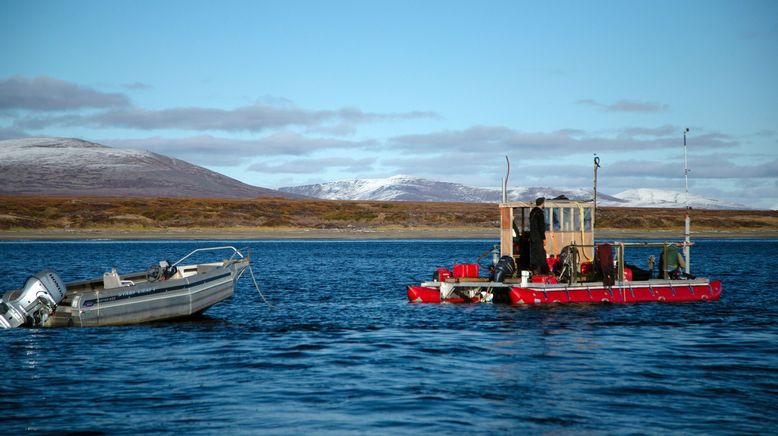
top-left (593, 155), bottom-right (600, 225)
top-left (502, 155), bottom-right (510, 204)
top-left (683, 128), bottom-right (691, 275)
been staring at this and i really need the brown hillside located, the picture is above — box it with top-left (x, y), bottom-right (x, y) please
top-left (595, 207), bottom-right (778, 231)
top-left (0, 196), bottom-right (776, 235)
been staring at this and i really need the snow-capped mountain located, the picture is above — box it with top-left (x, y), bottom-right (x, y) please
top-left (281, 175), bottom-right (503, 202)
top-left (280, 175), bottom-right (747, 209)
top-left (608, 188), bottom-right (747, 210)
top-left (280, 175), bottom-right (623, 204)
top-left (0, 137), bottom-right (287, 198)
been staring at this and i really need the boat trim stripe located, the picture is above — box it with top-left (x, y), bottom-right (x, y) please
top-left (82, 272), bottom-right (232, 307)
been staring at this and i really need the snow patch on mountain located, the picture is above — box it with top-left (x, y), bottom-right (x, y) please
top-left (611, 188), bottom-right (747, 209)
top-left (0, 137), bottom-right (285, 198)
top-left (281, 175), bottom-right (502, 202)
top-left (0, 137), bottom-right (150, 167)
top-left (282, 175), bottom-right (619, 204)
top-left (281, 175), bottom-right (747, 209)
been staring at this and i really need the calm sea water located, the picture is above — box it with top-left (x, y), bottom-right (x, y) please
top-left (1, 239), bottom-right (776, 434)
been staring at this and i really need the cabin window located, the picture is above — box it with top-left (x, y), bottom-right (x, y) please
top-left (562, 208), bottom-right (574, 231)
top-left (517, 208), bottom-right (529, 232)
top-left (583, 208), bottom-right (592, 231)
top-left (573, 208), bottom-right (581, 230)
top-left (512, 215), bottom-right (523, 236)
top-left (549, 208), bottom-right (561, 231)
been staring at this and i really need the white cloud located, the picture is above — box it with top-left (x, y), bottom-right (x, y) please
top-left (0, 75), bottom-right (130, 110)
top-left (577, 98), bottom-right (669, 113)
top-left (103, 133), bottom-right (377, 166)
top-left (388, 125), bottom-right (737, 154)
top-left (248, 156), bottom-right (376, 174)
top-left (3, 75), bottom-right (439, 133)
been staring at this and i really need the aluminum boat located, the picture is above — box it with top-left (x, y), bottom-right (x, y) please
top-left (1, 246), bottom-right (249, 328)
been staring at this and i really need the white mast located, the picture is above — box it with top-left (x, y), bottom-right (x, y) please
top-left (593, 154), bottom-right (600, 226)
top-left (683, 128), bottom-right (691, 274)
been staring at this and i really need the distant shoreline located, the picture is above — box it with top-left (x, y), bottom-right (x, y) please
top-left (3, 197), bottom-right (777, 241)
top-left (1, 227), bottom-right (776, 241)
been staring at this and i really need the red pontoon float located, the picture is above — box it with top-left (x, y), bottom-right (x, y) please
top-left (407, 159), bottom-right (722, 305)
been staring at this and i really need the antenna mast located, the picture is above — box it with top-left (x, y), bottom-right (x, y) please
top-left (683, 128), bottom-right (691, 274)
top-left (593, 154), bottom-right (600, 225)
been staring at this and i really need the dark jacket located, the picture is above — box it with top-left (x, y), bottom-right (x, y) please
top-left (529, 206), bottom-right (545, 243)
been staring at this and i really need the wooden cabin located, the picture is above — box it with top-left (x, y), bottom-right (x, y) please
top-left (499, 199), bottom-right (596, 271)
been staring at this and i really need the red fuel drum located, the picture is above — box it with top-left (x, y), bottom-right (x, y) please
top-left (434, 268), bottom-right (451, 282)
top-left (452, 264), bottom-right (479, 278)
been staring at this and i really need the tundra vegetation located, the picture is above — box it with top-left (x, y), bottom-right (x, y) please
top-left (0, 196), bottom-right (776, 236)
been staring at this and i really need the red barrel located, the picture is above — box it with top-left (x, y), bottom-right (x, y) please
top-left (453, 264), bottom-right (479, 278)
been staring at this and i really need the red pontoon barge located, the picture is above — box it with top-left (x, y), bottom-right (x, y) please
top-left (407, 160), bottom-right (722, 305)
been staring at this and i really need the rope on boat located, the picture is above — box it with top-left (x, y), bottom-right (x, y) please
top-left (247, 263), bottom-right (275, 309)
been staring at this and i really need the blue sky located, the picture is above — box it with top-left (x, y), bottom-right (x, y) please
top-left (1, 0), bottom-right (776, 208)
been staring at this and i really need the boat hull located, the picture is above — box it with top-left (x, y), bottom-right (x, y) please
top-left (408, 279), bottom-right (721, 305)
top-left (45, 259), bottom-right (247, 327)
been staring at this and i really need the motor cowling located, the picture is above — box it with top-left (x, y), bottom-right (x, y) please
top-left (0, 269), bottom-right (67, 329)
top-left (491, 256), bottom-right (516, 283)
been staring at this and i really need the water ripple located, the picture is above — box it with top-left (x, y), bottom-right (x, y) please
top-left (1, 239), bottom-right (777, 434)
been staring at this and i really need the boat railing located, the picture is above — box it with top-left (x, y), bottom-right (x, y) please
top-left (172, 246), bottom-right (247, 268)
top-left (561, 241), bottom-right (693, 283)
top-left (614, 241), bottom-right (693, 282)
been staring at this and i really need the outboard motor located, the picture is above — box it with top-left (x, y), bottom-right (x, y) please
top-left (0, 270), bottom-right (67, 329)
top-left (491, 255), bottom-right (516, 283)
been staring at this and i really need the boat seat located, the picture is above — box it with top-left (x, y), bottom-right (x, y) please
top-left (103, 268), bottom-right (134, 289)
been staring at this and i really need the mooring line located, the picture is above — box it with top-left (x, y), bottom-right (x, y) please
top-left (247, 263), bottom-right (274, 309)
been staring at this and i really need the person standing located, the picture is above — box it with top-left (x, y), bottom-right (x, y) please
top-left (659, 243), bottom-right (687, 279)
top-left (529, 197), bottom-right (550, 275)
